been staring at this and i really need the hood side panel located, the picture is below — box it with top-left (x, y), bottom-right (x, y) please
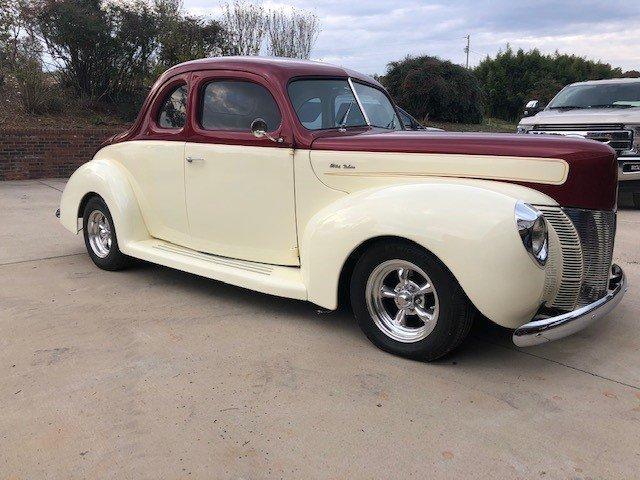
top-left (311, 132), bottom-right (618, 210)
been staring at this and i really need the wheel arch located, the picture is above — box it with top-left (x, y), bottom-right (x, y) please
top-left (77, 191), bottom-right (100, 220)
top-left (336, 235), bottom-right (428, 310)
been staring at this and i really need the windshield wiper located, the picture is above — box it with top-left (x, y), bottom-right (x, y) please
top-left (586, 104), bottom-right (635, 109)
top-left (337, 101), bottom-right (354, 128)
top-left (548, 105), bottom-right (586, 110)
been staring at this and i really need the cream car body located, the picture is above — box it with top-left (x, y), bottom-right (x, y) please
top-left (59, 57), bottom-right (626, 354)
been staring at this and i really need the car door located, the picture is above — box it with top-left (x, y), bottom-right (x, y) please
top-left (183, 70), bottom-right (299, 266)
top-left (115, 75), bottom-right (190, 246)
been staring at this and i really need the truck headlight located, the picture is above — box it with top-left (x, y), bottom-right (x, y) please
top-left (622, 124), bottom-right (640, 155)
top-left (515, 201), bottom-right (548, 266)
top-left (516, 125), bottom-right (531, 134)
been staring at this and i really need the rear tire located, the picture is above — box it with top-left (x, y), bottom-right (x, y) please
top-left (82, 196), bottom-right (132, 271)
top-left (350, 241), bottom-right (474, 361)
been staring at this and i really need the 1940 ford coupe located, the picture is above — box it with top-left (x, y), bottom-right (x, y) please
top-left (58, 57), bottom-right (627, 360)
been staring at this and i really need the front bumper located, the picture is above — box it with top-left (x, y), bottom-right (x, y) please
top-left (618, 156), bottom-right (640, 182)
top-left (513, 264), bottom-right (627, 347)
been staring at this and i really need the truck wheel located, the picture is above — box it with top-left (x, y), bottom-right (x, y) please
top-left (82, 196), bottom-right (132, 271)
top-left (350, 241), bottom-right (474, 361)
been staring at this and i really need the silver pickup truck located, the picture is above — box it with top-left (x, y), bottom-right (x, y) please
top-left (517, 78), bottom-right (640, 208)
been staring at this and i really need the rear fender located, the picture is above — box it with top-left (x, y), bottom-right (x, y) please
top-left (59, 158), bottom-right (150, 251)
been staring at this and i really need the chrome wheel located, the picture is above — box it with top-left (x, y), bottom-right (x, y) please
top-left (87, 210), bottom-right (112, 258)
top-left (365, 260), bottom-right (439, 343)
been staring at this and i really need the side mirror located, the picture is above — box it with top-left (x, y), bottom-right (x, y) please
top-left (523, 100), bottom-right (543, 117)
top-left (250, 118), bottom-right (269, 138)
top-left (250, 118), bottom-right (283, 143)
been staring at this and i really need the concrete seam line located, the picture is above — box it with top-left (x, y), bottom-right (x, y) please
top-left (0, 252), bottom-right (85, 267)
top-left (475, 336), bottom-right (640, 391)
top-left (37, 180), bottom-right (64, 192)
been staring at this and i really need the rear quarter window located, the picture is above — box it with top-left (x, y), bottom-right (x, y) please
top-left (157, 85), bottom-right (187, 129)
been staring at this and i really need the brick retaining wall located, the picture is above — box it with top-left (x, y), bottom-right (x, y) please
top-left (0, 126), bottom-right (126, 180)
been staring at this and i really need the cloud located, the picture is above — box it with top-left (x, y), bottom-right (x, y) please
top-left (184, 0), bottom-right (640, 74)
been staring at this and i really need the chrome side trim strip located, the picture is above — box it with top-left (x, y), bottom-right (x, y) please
top-left (153, 243), bottom-right (274, 275)
top-left (513, 264), bottom-right (627, 347)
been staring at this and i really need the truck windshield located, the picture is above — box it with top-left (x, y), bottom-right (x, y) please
top-left (548, 82), bottom-right (640, 109)
top-left (287, 78), bottom-right (402, 131)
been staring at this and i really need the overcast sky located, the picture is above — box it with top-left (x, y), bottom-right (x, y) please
top-left (184, 0), bottom-right (640, 75)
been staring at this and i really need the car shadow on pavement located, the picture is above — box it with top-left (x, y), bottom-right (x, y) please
top-left (123, 259), bottom-right (521, 364)
top-left (128, 259), bottom-right (365, 337)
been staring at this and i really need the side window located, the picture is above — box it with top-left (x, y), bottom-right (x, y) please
top-left (157, 84), bottom-right (187, 129)
top-left (398, 109), bottom-right (413, 129)
top-left (200, 80), bottom-right (282, 132)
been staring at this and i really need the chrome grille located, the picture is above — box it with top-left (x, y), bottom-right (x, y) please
top-left (533, 123), bottom-right (624, 130)
top-left (538, 206), bottom-right (583, 310)
top-left (564, 208), bottom-right (616, 306)
top-left (530, 124), bottom-right (633, 153)
top-left (538, 206), bottom-right (616, 311)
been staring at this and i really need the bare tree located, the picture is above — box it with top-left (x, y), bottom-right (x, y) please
top-left (266, 8), bottom-right (319, 59)
top-left (220, 0), bottom-right (266, 56)
top-left (0, 0), bottom-right (27, 74)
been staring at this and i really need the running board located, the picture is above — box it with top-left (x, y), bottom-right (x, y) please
top-left (123, 239), bottom-right (307, 300)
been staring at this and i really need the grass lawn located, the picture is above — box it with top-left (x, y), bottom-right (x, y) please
top-left (423, 117), bottom-right (518, 133)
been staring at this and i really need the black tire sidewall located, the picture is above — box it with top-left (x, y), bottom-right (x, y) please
top-left (350, 241), bottom-right (472, 360)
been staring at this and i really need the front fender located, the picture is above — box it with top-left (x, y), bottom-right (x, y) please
top-left (301, 182), bottom-right (546, 329)
top-left (59, 158), bottom-right (150, 250)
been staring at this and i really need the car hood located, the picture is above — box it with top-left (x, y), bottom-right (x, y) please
top-left (519, 107), bottom-right (640, 126)
top-left (310, 130), bottom-right (617, 210)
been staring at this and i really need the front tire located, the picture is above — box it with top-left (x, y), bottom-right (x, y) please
top-left (82, 196), bottom-right (132, 271)
top-left (350, 241), bottom-right (474, 361)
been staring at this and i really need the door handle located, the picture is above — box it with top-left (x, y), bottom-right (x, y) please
top-left (186, 157), bottom-right (204, 163)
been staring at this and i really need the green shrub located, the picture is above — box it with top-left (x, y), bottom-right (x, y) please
top-left (383, 55), bottom-right (483, 124)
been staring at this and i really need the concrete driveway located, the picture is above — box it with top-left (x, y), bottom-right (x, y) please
top-left (1, 179), bottom-right (639, 479)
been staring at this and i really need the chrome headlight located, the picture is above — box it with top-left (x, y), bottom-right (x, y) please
top-left (516, 125), bottom-right (531, 134)
top-left (515, 201), bottom-right (548, 266)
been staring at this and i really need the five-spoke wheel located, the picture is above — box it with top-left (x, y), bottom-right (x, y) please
top-left (87, 210), bottom-right (113, 258)
top-left (365, 260), bottom-right (439, 343)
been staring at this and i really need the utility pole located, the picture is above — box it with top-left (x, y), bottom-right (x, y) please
top-left (464, 34), bottom-right (470, 69)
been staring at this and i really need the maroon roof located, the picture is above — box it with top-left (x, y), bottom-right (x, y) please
top-left (158, 56), bottom-right (382, 88)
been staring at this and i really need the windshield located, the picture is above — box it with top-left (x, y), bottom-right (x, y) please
top-left (287, 78), bottom-right (401, 131)
top-left (351, 81), bottom-right (402, 130)
top-left (548, 82), bottom-right (640, 109)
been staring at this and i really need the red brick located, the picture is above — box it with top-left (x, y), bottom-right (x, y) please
top-left (0, 126), bottom-right (127, 180)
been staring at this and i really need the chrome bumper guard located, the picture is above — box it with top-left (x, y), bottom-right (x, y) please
top-left (513, 264), bottom-right (627, 347)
